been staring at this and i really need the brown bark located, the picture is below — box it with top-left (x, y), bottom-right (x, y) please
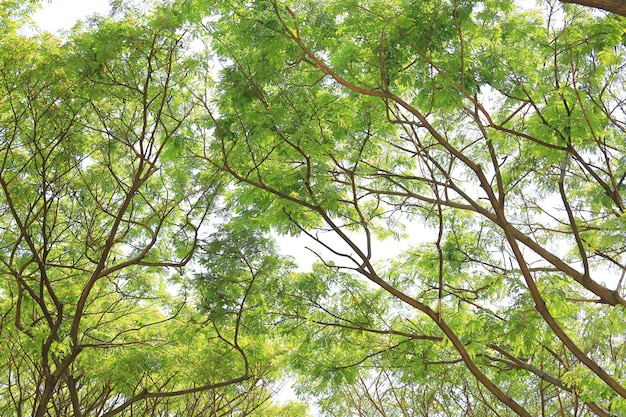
top-left (561, 0), bottom-right (626, 17)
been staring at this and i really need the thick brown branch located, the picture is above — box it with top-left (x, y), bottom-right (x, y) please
top-left (560, 0), bottom-right (626, 16)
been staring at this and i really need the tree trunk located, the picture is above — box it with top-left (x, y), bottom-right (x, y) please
top-left (561, 0), bottom-right (626, 17)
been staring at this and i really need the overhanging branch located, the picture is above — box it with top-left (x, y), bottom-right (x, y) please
top-left (560, 0), bottom-right (626, 17)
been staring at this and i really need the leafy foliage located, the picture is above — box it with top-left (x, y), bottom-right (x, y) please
top-left (1, 0), bottom-right (625, 416)
top-left (199, 0), bottom-right (626, 415)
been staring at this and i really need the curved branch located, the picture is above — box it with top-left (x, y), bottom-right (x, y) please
top-left (560, 0), bottom-right (626, 16)
top-left (99, 374), bottom-right (253, 417)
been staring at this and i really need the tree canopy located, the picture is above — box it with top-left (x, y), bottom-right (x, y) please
top-left (1, 0), bottom-right (626, 416)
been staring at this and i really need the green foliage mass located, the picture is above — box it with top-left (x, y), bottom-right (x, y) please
top-left (0, 0), bottom-right (625, 416)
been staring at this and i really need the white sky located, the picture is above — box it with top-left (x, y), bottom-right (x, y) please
top-left (33, 0), bottom-right (110, 32)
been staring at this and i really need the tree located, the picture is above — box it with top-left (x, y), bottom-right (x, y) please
top-left (0, 5), bottom-right (300, 416)
top-left (3, 0), bottom-right (626, 416)
top-left (200, 0), bottom-right (626, 415)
